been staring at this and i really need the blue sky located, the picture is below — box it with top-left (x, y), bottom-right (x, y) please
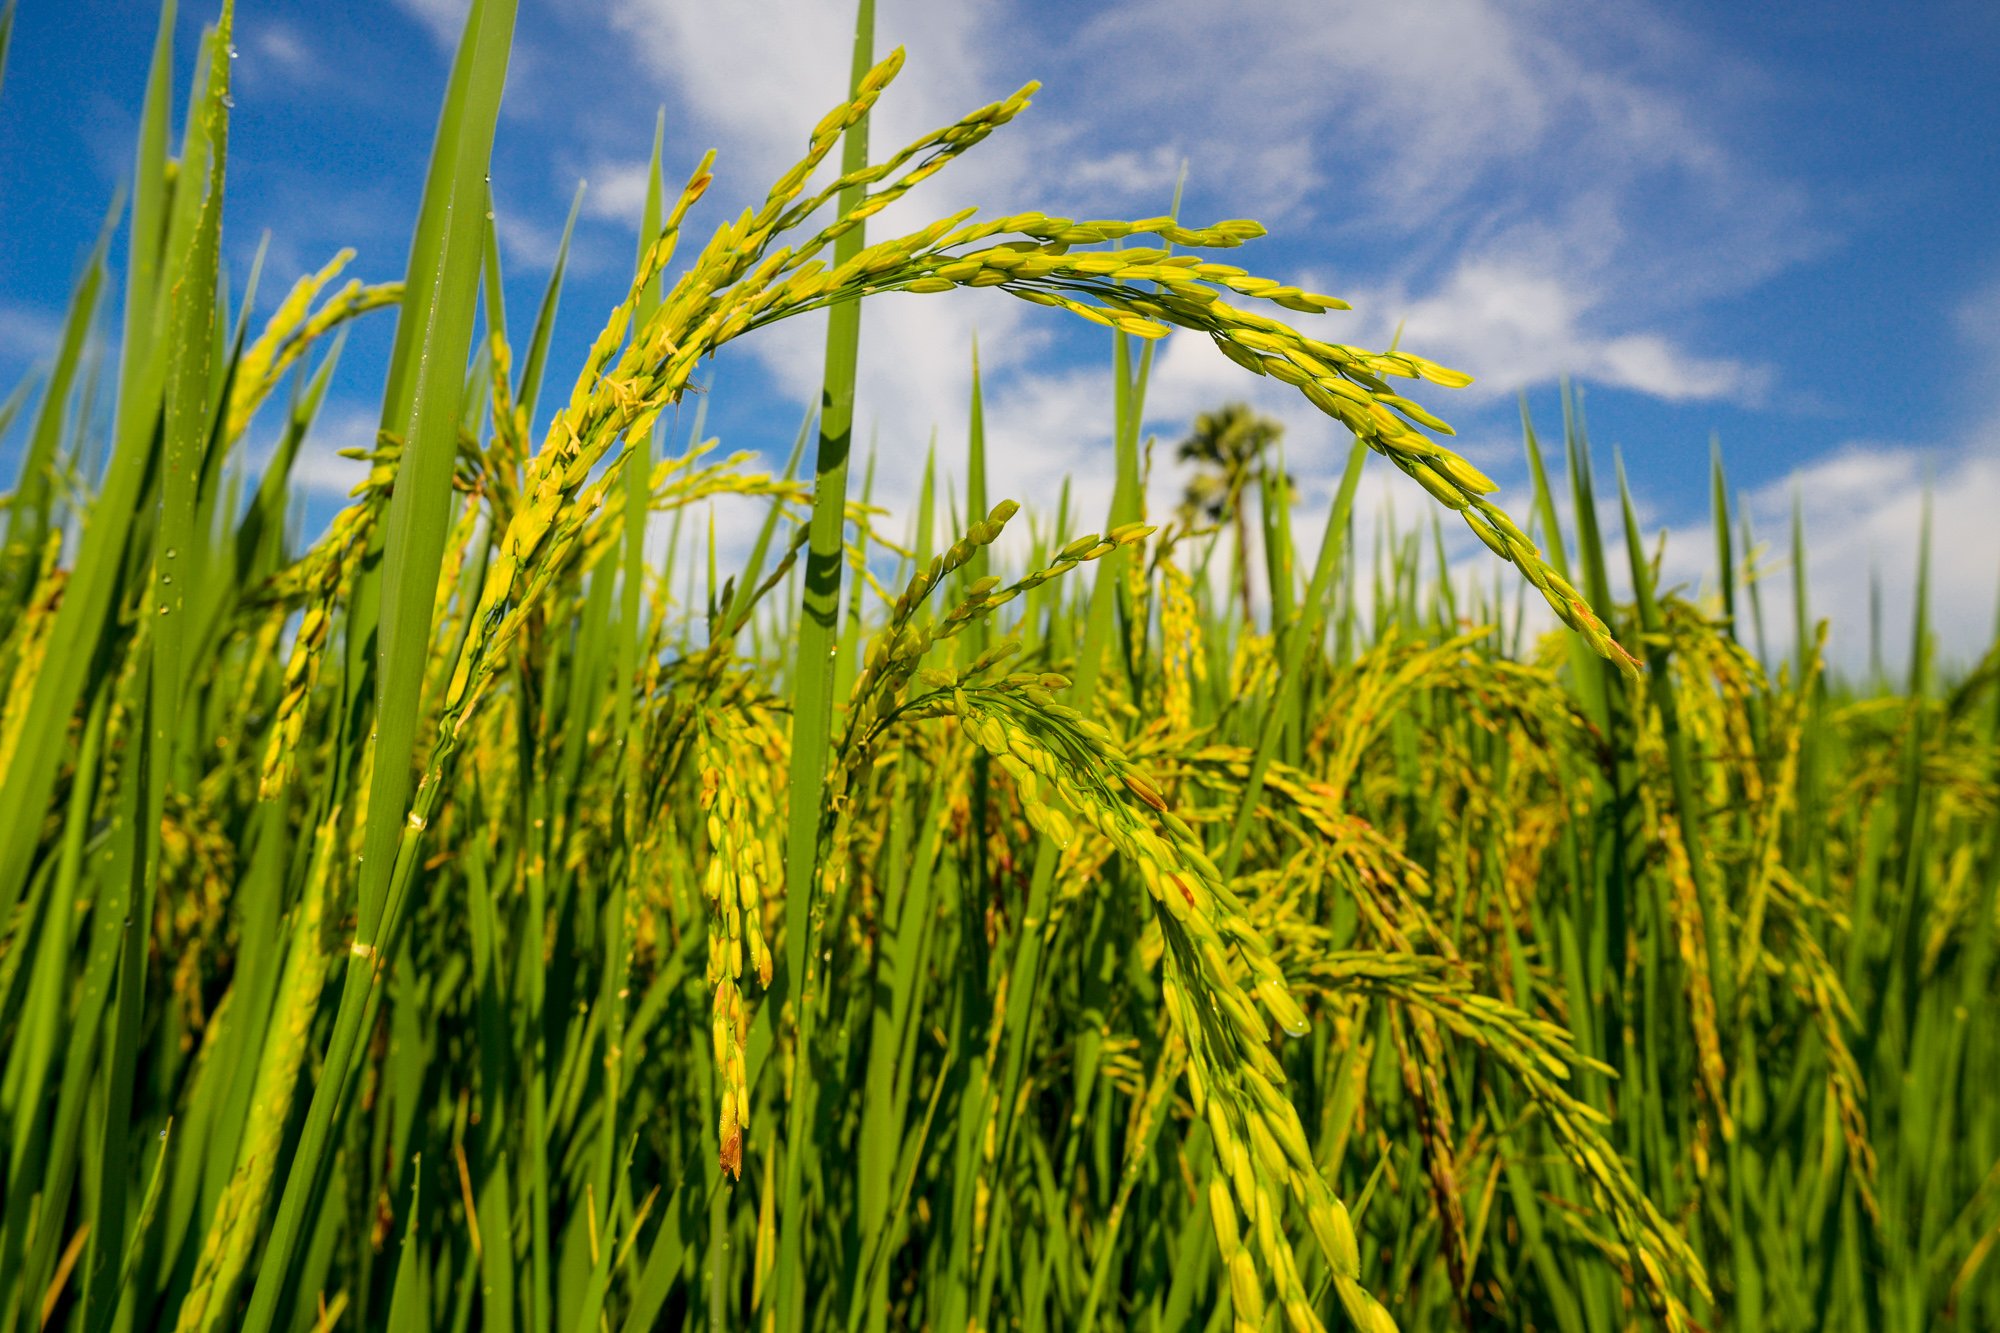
top-left (3, 0), bottom-right (1998, 670)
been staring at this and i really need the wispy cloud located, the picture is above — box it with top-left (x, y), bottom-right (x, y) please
top-left (1687, 438), bottom-right (1999, 674)
top-left (568, 0), bottom-right (1813, 484)
top-left (597, 0), bottom-right (993, 198)
top-left (249, 22), bottom-right (313, 75)
top-left (392, 0), bottom-right (470, 48)
top-left (577, 160), bottom-right (653, 226)
top-left (492, 0), bottom-right (1996, 669)
top-left (1956, 272), bottom-right (2000, 408)
top-left (1041, 0), bottom-right (1814, 404)
top-left (286, 405), bottom-right (379, 499)
top-left (0, 304), bottom-right (61, 365)
top-left (1369, 262), bottom-right (1772, 403)
top-left (493, 204), bottom-right (567, 270)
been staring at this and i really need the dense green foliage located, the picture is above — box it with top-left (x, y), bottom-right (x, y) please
top-left (1, 4), bottom-right (1996, 1331)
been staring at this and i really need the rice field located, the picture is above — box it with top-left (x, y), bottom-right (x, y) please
top-left (1, 2), bottom-right (1996, 1330)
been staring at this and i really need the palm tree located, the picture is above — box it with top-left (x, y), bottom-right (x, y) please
top-left (1176, 402), bottom-right (1284, 624)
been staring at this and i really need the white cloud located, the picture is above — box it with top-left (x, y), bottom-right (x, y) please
top-left (1725, 439), bottom-right (2000, 675)
top-left (493, 205), bottom-right (566, 270)
top-left (393, 0), bottom-right (470, 48)
top-left (564, 0), bottom-right (1803, 520)
top-left (1956, 273), bottom-right (2000, 411)
top-left (579, 161), bottom-right (651, 225)
top-left (525, 0), bottom-right (1993, 675)
top-left (1521, 429), bottom-right (2000, 680)
top-left (1057, 146), bottom-right (1186, 203)
top-left (1628, 278), bottom-right (2000, 677)
top-left (286, 406), bottom-right (379, 499)
top-left (597, 0), bottom-right (992, 195)
top-left (1373, 261), bottom-right (1771, 402)
top-left (249, 23), bottom-right (313, 75)
top-left (0, 304), bottom-right (61, 364)
top-left (1043, 0), bottom-right (1809, 402)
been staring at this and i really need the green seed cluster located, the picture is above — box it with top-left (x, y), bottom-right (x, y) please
top-left (256, 447), bottom-right (401, 798)
top-left (0, 534), bottom-right (64, 774)
top-left (1196, 746), bottom-right (1715, 1329)
top-left (912, 682), bottom-right (1394, 1333)
top-left (697, 714), bottom-right (773, 1179)
top-left (223, 250), bottom-right (400, 446)
top-left (886, 232), bottom-right (1631, 675)
top-left (838, 502), bottom-right (1149, 780)
top-left (173, 811), bottom-right (339, 1333)
top-left (1159, 555), bottom-right (1204, 733)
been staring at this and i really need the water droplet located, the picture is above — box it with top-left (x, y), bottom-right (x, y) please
top-left (164, 547), bottom-right (178, 560)
top-left (227, 44), bottom-right (239, 59)
top-left (159, 1127), bottom-right (168, 1140)
top-left (157, 604), bottom-right (170, 615)
top-left (485, 209), bottom-right (495, 220)
top-left (221, 93), bottom-right (235, 109)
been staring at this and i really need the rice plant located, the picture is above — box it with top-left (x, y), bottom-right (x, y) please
top-left (1, 2), bottom-right (1995, 1331)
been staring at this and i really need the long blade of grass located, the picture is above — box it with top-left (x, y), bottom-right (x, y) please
top-left (773, 4), bottom-right (876, 1328)
top-left (240, 2), bottom-right (517, 1324)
